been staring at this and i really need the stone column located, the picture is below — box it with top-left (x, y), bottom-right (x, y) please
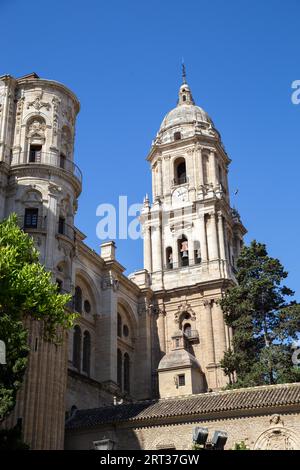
top-left (210, 149), bottom-right (218, 187)
top-left (151, 166), bottom-right (156, 202)
top-left (157, 158), bottom-right (163, 197)
top-left (199, 213), bottom-right (208, 262)
top-left (96, 276), bottom-right (118, 383)
top-left (197, 145), bottom-right (204, 187)
top-left (203, 300), bottom-right (216, 365)
top-left (151, 225), bottom-right (162, 272)
top-left (212, 300), bottom-right (227, 363)
top-left (224, 219), bottom-right (230, 262)
top-left (208, 212), bottom-right (219, 260)
top-left (217, 212), bottom-right (226, 260)
top-left (44, 184), bottom-right (59, 269)
top-left (157, 309), bottom-right (166, 355)
top-left (162, 155), bottom-right (171, 197)
top-left (172, 232), bottom-right (179, 267)
top-left (0, 81), bottom-right (13, 161)
top-left (143, 224), bottom-right (152, 273)
top-left (188, 243), bottom-right (195, 266)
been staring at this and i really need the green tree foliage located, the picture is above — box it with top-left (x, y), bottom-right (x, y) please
top-left (0, 423), bottom-right (29, 450)
top-left (233, 441), bottom-right (248, 450)
top-left (0, 214), bottom-right (77, 423)
top-left (220, 240), bottom-right (300, 388)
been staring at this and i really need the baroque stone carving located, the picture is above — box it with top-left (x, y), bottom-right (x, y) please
top-left (27, 118), bottom-right (46, 140)
top-left (254, 415), bottom-right (300, 450)
top-left (174, 301), bottom-right (196, 323)
top-left (15, 96), bottom-right (25, 134)
top-left (27, 92), bottom-right (51, 111)
top-left (52, 96), bottom-right (61, 138)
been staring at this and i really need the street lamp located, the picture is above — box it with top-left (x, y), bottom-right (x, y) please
top-left (211, 430), bottom-right (228, 450)
top-left (193, 427), bottom-right (228, 450)
top-left (193, 427), bottom-right (209, 447)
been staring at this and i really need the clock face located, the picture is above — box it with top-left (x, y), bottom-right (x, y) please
top-left (172, 187), bottom-right (188, 205)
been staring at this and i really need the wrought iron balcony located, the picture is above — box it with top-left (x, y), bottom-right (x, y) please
top-left (56, 221), bottom-right (76, 243)
top-left (184, 329), bottom-right (199, 342)
top-left (172, 175), bottom-right (188, 186)
top-left (11, 152), bottom-right (82, 185)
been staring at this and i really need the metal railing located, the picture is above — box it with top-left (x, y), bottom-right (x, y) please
top-left (17, 215), bottom-right (47, 232)
top-left (172, 175), bottom-right (188, 186)
top-left (184, 330), bottom-right (199, 341)
top-left (57, 221), bottom-right (76, 242)
top-left (11, 152), bottom-right (82, 184)
top-left (164, 258), bottom-right (202, 270)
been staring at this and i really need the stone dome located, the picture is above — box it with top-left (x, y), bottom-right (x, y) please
top-left (158, 348), bottom-right (201, 371)
top-left (153, 80), bottom-right (218, 145)
top-left (159, 103), bottom-right (212, 133)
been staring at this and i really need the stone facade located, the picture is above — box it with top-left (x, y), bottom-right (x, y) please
top-left (65, 383), bottom-right (300, 450)
top-left (66, 411), bottom-right (300, 451)
top-left (0, 73), bottom-right (152, 448)
top-left (1, 72), bottom-right (298, 451)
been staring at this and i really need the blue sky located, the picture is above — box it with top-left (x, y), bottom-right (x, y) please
top-left (1, 0), bottom-right (300, 297)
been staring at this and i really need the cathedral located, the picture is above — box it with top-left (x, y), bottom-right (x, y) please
top-left (0, 72), bottom-right (299, 450)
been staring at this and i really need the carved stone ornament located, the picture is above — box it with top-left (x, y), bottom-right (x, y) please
top-left (27, 118), bottom-right (46, 139)
top-left (102, 275), bottom-right (119, 291)
top-left (27, 92), bottom-right (51, 111)
top-left (254, 415), bottom-right (300, 450)
top-left (174, 301), bottom-right (196, 323)
top-left (48, 182), bottom-right (62, 194)
top-left (15, 96), bottom-right (25, 133)
top-left (52, 96), bottom-right (61, 138)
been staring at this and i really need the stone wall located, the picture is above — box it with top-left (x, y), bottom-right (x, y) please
top-left (65, 408), bottom-right (300, 450)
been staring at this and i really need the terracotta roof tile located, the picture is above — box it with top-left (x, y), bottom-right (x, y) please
top-left (66, 383), bottom-right (300, 431)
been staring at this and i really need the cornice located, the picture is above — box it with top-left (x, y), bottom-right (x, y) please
top-left (9, 164), bottom-right (82, 197)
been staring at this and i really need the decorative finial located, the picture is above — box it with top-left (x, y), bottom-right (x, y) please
top-left (182, 58), bottom-right (187, 84)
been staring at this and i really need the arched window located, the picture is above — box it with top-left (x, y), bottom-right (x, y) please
top-left (74, 286), bottom-right (82, 313)
top-left (166, 246), bottom-right (173, 269)
top-left (123, 324), bottom-right (129, 338)
top-left (174, 131), bottom-right (181, 141)
top-left (26, 117), bottom-right (46, 162)
top-left (117, 349), bottom-right (122, 389)
top-left (179, 311), bottom-right (191, 330)
top-left (117, 313), bottom-right (122, 337)
top-left (174, 158), bottom-right (186, 185)
top-left (72, 326), bottom-right (81, 370)
top-left (82, 331), bottom-right (91, 375)
top-left (60, 152), bottom-right (66, 169)
top-left (178, 235), bottom-right (189, 267)
top-left (124, 353), bottom-right (130, 394)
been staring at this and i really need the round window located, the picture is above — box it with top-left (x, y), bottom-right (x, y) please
top-left (84, 299), bottom-right (91, 314)
top-left (123, 324), bottom-right (129, 337)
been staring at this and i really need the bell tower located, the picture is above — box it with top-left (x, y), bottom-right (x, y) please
top-left (141, 70), bottom-right (247, 393)
top-left (0, 73), bottom-right (81, 448)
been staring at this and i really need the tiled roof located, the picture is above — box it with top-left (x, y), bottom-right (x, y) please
top-left (65, 383), bottom-right (300, 431)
